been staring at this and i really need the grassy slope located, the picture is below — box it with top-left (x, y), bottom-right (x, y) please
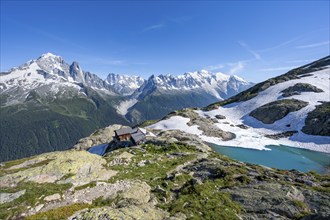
top-left (2, 142), bottom-right (329, 220)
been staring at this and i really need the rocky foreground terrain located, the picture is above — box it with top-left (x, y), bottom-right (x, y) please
top-left (0, 124), bottom-right (329, 220)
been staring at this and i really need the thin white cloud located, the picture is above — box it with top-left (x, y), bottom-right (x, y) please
top-left (238, 41), bottom-right (261, 60)
top-left (228, 61), bottom-right (245, 74)
top-left (257, 37), bottom-right (300, 52)
top-left (257, 28), bottom-right (329, 52)
top-left (143, 23), bottom-right (164, 32)
top-left (296, 41), bottom-right (330, 49)
top-left (258, 66), bottom-right (297, 72)
top-left (205, 64), bottom-right (224, 71)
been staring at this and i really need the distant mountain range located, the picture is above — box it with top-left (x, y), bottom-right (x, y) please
top-left (0, 53), bottom-right (252, 161)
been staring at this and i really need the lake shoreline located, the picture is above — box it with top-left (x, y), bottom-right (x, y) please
top-left (209, 143), bottom-right (330, 174)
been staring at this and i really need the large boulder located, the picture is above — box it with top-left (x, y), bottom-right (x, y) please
top-left (0, 190), bottom-right (26, 204)
top-left (249, 99), bottom-right (308, 124)
top-left (0, 150), bottom-right (117, 187)
top-left (302, 102), bottom-right (330, 136)
top-left (281, 83), bottom-right (323, 97)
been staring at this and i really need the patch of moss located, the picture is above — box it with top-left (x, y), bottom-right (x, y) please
top-left (310, 185), bottom-right (330, 194)
top-left (138, 119), bottom-right (159, 127)
top-left (144, 143), bottom-right (198, 154)
top-left (109, 153), bottom-right (196, 188)
top-left (58, 173), bottom-right (75, 181)
top-left (308, 171), bottom-right (330, 182)
top-left (25, 203), bottom-right (91, 220)
top-left (0, 181), bottom-right (72, 220)
top-left (74, 181), bottom-right (97, 191)
top-left (292, 200), bottom-right (311, 219)
top-left (161, 180), bottom-right (241, 220)
top-left (0, 159), bottom-right (54, 176)
top-left (0, 156), bottom-right (34, 169)
top-left (92, 195), bottom-right (123, 207)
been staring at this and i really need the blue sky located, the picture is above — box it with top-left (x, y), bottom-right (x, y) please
top-left (1, 1), bottom-right (329, 82)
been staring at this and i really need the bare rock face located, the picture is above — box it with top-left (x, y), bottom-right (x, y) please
top-left (148, 129), bottom-right (211, 152)
top-left (35, 180), bottom-right (152, 215)
top-left (43, 193), bottom-right (61, 202)
top-left (224, 183), bottom-right (330, 219)
top-left (69, 204), bottom-right (171, 220)
top-left (166, 108), bottom-right (236, 141)
top-left (302, 102), bottom-right (330, 136)
top-left (265, 131), bottom-right (298, 140)
top-left (67, 180), bottom-right (174, 220)
top-left (249, 99), bottom-right (309, 124)
top-left (0, 150), bottom-right (117, 187)
top-left (0, 190), bottom-right (26, 204)
top-left (73, 124), bottom-right (127, 150)
top-left (281, 83), bottom-right (323, 97)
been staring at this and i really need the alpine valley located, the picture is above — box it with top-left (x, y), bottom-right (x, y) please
top-left (0, 53), bottom-right (252, 162)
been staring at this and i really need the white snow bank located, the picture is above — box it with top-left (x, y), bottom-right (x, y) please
top-left (149, 68), bottom-right (330, 153)
top-left (194, 68), bottom-right (330, 153)
top-left (148, 116), bottom-right (271, 151)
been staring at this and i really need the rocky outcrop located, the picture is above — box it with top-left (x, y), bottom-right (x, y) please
top-left (215, 114), bottom-right (226, 119)
top-left (34, 180), bottom-right (152, 215)
top-left (225, 183), bottom-right (330, 219)
top-left (69, 204), bottom-right (171, 220)
top-left (302, 102), bottom-right (330, 136)
top-left (0, 150), bottom-right (117, 187)
top-left (166, 109), bottom-right (236, 141)
top-left (73, 124), bottom-right (126, 150)
top-left (0, 190), bottom-right (26, 204)
top-left (265, 131), bottom-right (298, 140)
top-left (148, 130), bottom-right (211, 152)
top-left (43, 193), bottom-right (61, 202)
top-left (281, 83), bottom-right (323, 97)
top-left (250, 99), bottom-right (309, 124)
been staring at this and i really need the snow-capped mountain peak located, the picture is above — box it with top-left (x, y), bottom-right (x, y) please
top-left (69, 61), bottom-right (85, 83)
top-left (141, 70), bottom-right (251, 93)
top-left (40, 52), bottom-right (62, 59)
top-left (1, 53), bottom-right (253, 108)
top-left (105, 73), bottom-right (145, 95)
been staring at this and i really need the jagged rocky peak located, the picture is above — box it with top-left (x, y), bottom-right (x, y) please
top-left (144, 69), bottom-right (251, 91)
top-left (105, 73), bottom-right (145, 95)
top-left (38, 52), bottom-right (63, 61)
top-left (69, 61), bottom-right (85, 83)
top-left (34, 52), bottom-right (70, 76)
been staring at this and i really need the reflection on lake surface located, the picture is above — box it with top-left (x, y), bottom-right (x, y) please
top-left (210, 144), bottom-right (330, 174)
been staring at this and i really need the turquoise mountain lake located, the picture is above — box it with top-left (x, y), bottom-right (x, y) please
top-left (209, 144), bottom-right (330, 174)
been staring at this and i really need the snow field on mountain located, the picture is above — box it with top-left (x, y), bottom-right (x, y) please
top-left (149, 68), bottom-right (330, 153)
top-left (116, 99), bottom-right (138, 115)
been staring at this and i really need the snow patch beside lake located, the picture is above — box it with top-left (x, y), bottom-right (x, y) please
top-left (149, 68), bottom-right (330, 153)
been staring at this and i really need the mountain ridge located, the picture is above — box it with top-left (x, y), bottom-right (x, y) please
top-left (0, 53), bottom-right (253, 162)
top-left (1, 52), bottom-right (253, 97)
